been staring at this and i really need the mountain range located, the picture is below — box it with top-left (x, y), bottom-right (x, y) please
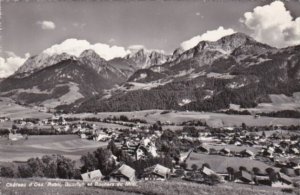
top-left (0, 32), bottom-right (300, 112)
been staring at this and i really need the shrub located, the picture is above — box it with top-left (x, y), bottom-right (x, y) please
top-left (0, 166), bottom-right (14, 177)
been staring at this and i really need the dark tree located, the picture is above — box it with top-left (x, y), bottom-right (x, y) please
top-left (191, 164), bottom-right (198, 172)
top-left (202, 163), bottom-right (211, 169)
top-left (0, 166), bottom-right (14, 178)
top-left (252, 167), bottom-right (261, 175)
top-left (80, 152), bottom-right (98, 173)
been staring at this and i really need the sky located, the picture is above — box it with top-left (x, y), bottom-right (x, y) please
top-left (1, 0), bottom-right (300, 77)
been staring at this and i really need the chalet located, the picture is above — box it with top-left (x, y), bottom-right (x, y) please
top-left (235, 170), bottom-right (252, 183)
top-left (95, 134), bottom-right (110, 142)
top-left (197, 145), bottom-right (210, 154)
top-left (255, 175), bottom-right (271, 186)
top-left (201, 166), bottom-right (216, 177)
top-left (273, 172), bottom-right (293, 187)
top-left (109, 164), bottom-right (136, 182)
top-left (143, 164), bottom-right (171, 181)
top-left (219, 148), bottom-right (231, 156)
top-left (81, 170), bottom-right (103, 181)
top-left (240, 149), bottom-right (254, 159)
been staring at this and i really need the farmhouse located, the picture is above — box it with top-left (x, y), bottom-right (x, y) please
top-left (198, 145), bottom-right (210, 154)
top-left (142, 164), bottom-right (171, 181)
top-left (219, 148), bottom-right (231, 156)
top-left (109, 164), bottom-right (136, 182)
top-left (273, 172), bottom-right (293, 187)
top-left (201, 166), bottom-right (217, 176)
top-left (81, 170), bottom-right (103, 181)
top-left (235, 170), bottom-right (252, 183)
top-left (255, 175), bottom-right (271, 186)
top-left (240, 149), bottom-right (254, 158)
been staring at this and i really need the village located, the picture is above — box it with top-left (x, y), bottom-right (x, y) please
top-left (0, 113), bottom-right (300, 191)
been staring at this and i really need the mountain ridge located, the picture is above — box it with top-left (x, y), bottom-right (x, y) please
top-left (1, 32), bottom-right (300, 111)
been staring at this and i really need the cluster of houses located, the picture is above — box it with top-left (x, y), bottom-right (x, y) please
top-left (2, 114), bottom-right (300, 189)
top-left (78, 126), bottom-right (300, 188)
top-left (81, 163), bottom-right (171, 182)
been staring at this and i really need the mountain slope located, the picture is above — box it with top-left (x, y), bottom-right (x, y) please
top-left (125, 49), bottom-right (170, 69)
top-left (0, 49), bottom-right (141, 108)
top-left (77, 33), bottom-right (300, 112)
top-left (0, 59), bottom-right (121, 108)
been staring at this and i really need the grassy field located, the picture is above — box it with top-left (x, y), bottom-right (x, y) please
top-left (0, 97), bottom-right (52, 120)
top-left (79, 121), bottom-right (130, 130)
top-left (0, 135), bottom-right (107, 163)
top-left (0, 178), bottom-right (297, 195)
top-left (205, 144), bottom-right (261, 153)
top-left (113, 180), bottom-right (297, 195)
top-left (66, 110), bottom-right (300, 127)
top-left (185, 152), bottom-right (278, 173)
top-left (0, 178), bottom-right (137, 195)
top-left (0, 97), bottom-right (299, 127)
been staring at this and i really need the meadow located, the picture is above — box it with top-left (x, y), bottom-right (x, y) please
top-left (0, 178), bottom-right (297, 195)
top-left (0, 98), bottom-right (52, 120)
top-left (66, 109), bottom-right (300, 127)
top-left (185, 152), bottom-right (279, 174)
top-left (0, 135), bottom-right (107, 162)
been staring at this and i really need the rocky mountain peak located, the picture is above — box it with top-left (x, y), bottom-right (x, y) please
top-left (79, 49), bottom-right (103, 60)
top-left (125, 48), bottom-right (169, 69)
top-left (15, 52), bottom-right (76, 76)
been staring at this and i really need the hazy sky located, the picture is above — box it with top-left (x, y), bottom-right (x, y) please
top-left (1, 0), bottom-right (300, 77)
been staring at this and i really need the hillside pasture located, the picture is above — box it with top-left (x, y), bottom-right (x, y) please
top-left (0, 178), bottom-right (295, 195)
top-left (185, 152), bottom-right (278, 174)
top-left (0, 135), bottom-right (106, 162)
top-left (206, 144), bottom-right (261, 153)
top-left (0, 97), bottom-right (52, 120)
top-left (67, 110), bottom-right (300, 127)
